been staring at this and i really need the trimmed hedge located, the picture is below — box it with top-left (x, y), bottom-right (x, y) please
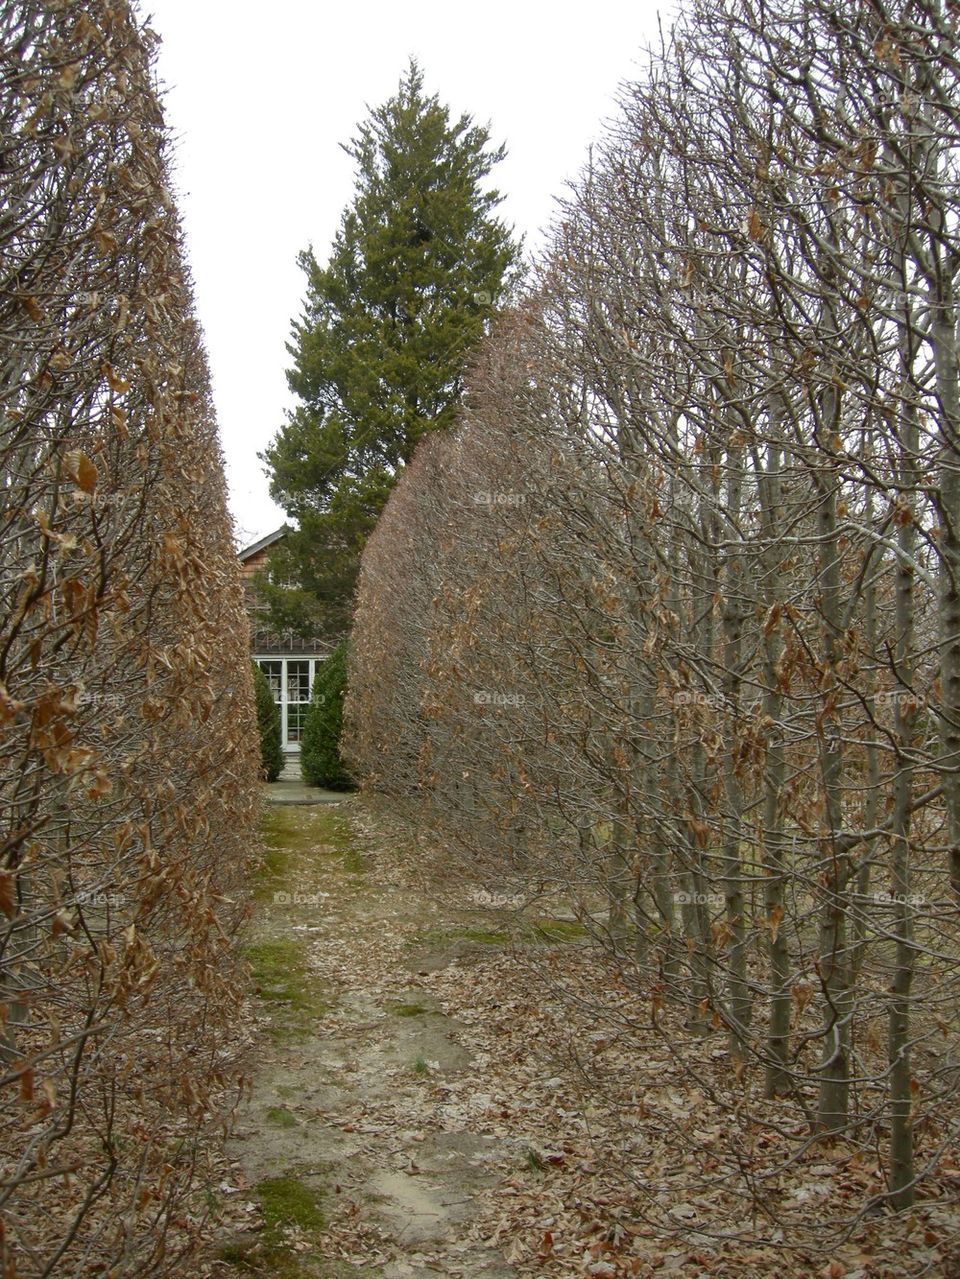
top-left (301, 640), bottom-right (354, 789)
top-left (253, 662), bottom-right (284, 782)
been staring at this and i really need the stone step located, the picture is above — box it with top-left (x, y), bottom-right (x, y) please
top-left (279, 754), bottom-right (300, 781)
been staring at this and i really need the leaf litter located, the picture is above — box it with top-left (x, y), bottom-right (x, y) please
top-left (200, 797), bottom-right (960, 1279)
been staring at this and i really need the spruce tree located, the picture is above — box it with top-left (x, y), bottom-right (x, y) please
top-left (261, 59), bottom-right (521, 637)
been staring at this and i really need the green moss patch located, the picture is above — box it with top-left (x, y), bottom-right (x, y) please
top-left (218, 1174), bottom-right (338, 1278)
top-left (265, 1105), bottom-right (298, 1128)
top-left (246, 939), bottom-right (331, 1039)
top-left (386, 1001), bottom-right (432, 1017)
top-left (247, 940), bottom-right (315, 1011)
top-left (257, 1175), bottom-right (325, 1233)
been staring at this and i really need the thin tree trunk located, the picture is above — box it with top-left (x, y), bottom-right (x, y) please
top-left (887, 297), bottom-right (920, 1208)
top-left (815, 387), bottom-right (853, 1134)
top-left (721, 435), bottom-right (750, 1056)
top-left (758, 418), bottom-right (792, 1097)
top-left (851, 475), bottom-right (878, 985)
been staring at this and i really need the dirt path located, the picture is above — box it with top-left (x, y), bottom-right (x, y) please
top-left (201, 797), bottom-right (957, 1279)
top-left (210, 798), bottom-right (523, 1279)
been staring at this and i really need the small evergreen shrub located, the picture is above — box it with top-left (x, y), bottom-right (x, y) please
top-left (253, 662), bottom-right (284, 782)
top-left (300, 640), bottom-right (353, 789)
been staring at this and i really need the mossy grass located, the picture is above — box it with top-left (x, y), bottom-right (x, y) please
top-left (386, 1001), bottom-right (432, 1017)
top-left (257, 1175), bottom-right (325, 1233)
top-left (247, 939), bottom-right (320, 1012)
top-left (246, 938), bottom-right (331, 1041)
top-left (265, 1105), bottom-right (298, 1128)
top-left (256, 806), bottom-right (365, 893)
top-left (217, 1174), bottom-right (328, 1278)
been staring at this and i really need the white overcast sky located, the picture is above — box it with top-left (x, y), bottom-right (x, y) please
top-left (142, 0), bottom-right (670, 546)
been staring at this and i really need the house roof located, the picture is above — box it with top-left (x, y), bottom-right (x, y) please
top-left (237, 526), bottom-right (289, 561)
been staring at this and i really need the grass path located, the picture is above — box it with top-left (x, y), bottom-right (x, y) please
top-left (209, 798), bottom-right (524, 1279)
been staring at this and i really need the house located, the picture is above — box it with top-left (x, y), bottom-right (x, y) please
top-left (238, 527), bottom-right (332, 760)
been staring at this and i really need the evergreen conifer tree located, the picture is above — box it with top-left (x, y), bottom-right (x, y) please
top-left (261, 60), bottom-right (520, 637)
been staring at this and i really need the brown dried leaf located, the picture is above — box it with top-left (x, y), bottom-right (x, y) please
top-left (64, 450), bottom-right (98, 494)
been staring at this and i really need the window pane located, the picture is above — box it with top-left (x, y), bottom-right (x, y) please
top-left (258, 661), bottom-right (282, 703)
top-left (287, 660), bottom-right (310, 702)
top-left (287, 701), bottom-right (308, 743)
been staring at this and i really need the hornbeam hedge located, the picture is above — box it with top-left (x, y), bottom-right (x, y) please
top-left (346, 0), bottom-right (960, 1250)
top-left (0, 3), bottom-right (260, 1273)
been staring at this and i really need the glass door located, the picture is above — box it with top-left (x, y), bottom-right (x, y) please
top-left (285, 660), bottom-right (311, 749)
top-left (255, 658), bottom-right (315, 753)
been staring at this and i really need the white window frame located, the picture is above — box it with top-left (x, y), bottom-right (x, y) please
top-left (254, 656), bottom-right (320, 753)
